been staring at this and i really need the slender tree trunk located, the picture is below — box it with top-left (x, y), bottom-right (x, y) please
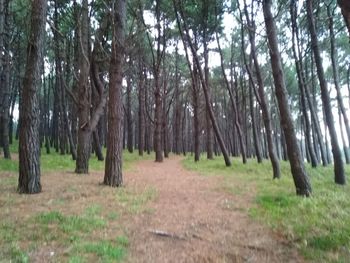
top-left (138, 63), bottom-right (145, 156)
top-left (216, 31), bottom-right (246, 164)
top-left (174, 46), bottom-right (181, 155)
top-left (328, 5), bottom-right (350, 148)
top-left (307, 0), bottom-right (345, 185)
top-left (1, 0), bottom-right (10, 159)
top-left (126, 72), bottom-right (133, 153)
top-left (18, 0), bottom-right (47, 194)
top-left (243, 2), bottom-right (280, 178)
top-left (249, 82), bottom-right (262, 163)
top-left (290, 0), bottom-right (317, 167)
top-left (204, 41), bottom-right (213, 160)
top-left (263, 0), bottom-right (311, 196)
top-left (104, 0), bottom-right (126, 187)
top-left (339, 108), bottom-right (350, 164)
top-left (193, 68), bottom-right (201, 162)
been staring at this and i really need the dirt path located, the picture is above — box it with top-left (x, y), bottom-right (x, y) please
top-left (124, 156), bottom-right (303, 263)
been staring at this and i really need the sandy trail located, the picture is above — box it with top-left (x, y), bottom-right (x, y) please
top-left (124, 156), bottom-right (303, 263)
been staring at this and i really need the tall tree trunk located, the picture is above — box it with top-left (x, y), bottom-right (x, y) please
top-left (193, 77), bottom-right (201, 162)
top-left (138, 62), bottom-right (145, 156)
top-left (173, 46), bottom-right (181, 155)
top-left (242, 2), bottom-right (280, 178)
top-left (328, 4), bottom-right (350, 148)
top-left (307, 0), bottom-right (345, 185)
top-left (75, 0), bottom-right (91, 174)
top-left (0, 0), bottom-right (4, 149)
top-left (204, 40), bottom-right (213, 160)
top-left (290, 0), bottom-right (317, 168)
top-left (263, 0), bottom-right (312, 196)
top-left (249, 82), bottom-right (262, 163)
top-left (1, 0), bottom-right (10, 159)
top-left (152, 0), bottom-right (163, 163)
top-left (126, 71), bottom-right (133, 153)
top-left (216, 31), bottom-right (246, 164)
top-left (104, 0), bottom-right (126, 187)
top-left (18, 0), bottom-right (47, 194)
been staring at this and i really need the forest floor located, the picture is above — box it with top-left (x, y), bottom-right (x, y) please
top-left (123, 156), bottom-right (303, 263)
top-left (0, 155), bottom-right (305, 263)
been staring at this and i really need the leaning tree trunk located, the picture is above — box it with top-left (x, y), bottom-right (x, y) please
top-left (328, 5), bottom-right (350, 149)
top-left (242, 2), bottom-right (280, 178)
top-left (307, 0), bottom-right (345, 185)
top-left (263, 0), bottom-right (312, 196)
top-left (104, 0), bottom-right (126, 187)
top-left (18, 0), bottom-right (47, 194)
top-left (175, 3), bottom-right (231, 167)
top-left (216, 30), bottom-right (246, 164)
top-left (290, 0), bottom-right (317, 168)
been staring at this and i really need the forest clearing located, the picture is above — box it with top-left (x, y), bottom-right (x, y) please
top-left (1, 0), bottom-right (350, 262)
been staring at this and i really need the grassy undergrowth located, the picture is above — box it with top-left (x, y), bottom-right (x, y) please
top-left (0, 140), bottom-right (155, 262)
top-left (183, 157), bottom-right (350, 262)
top-left (0, 186), bottom-right (157, 262)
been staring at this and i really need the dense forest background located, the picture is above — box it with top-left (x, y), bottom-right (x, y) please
top-left (0, 0), bottom-right (350, 195)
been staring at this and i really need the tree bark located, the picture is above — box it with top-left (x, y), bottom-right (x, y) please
top-left (126, 69), bottom-right (133, 153)
top-left (138, 62), bottom-right (145, 156)
top-left (104, 0), bottom-right (126, 187)
top-left (75, 0), bottom-right (91, 174)
top-left (307, 0), bottom-right (345, 185)
top-left (18, 0), bottom-right (47, 194)
top-left (1, 0), bottom-right (10, 159)
top-left (263, 0), bottom-right (312, 196)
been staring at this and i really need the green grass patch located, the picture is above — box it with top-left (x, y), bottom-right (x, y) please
top-left (35, 210), bottom-right (106, 235)
top-left (183, 156), bottom-right (350, 262)
top-left (0, 158), bottom-right (18, 172)
top-left (76, 235), bottom-right (129, 263)
top-left (116, 186), bottom-right (157, 214)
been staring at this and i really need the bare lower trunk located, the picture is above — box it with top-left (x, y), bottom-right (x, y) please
top-left (104, 0), bottom-right (125, 187)
top-left (18, 0), bottom-right (47, 194)
top-left (138, 64), bottom-right (145, 156)
top-left (1, 0), bottom-right (10, 159)
top-left (75, 0), bottom-right (91, 174)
